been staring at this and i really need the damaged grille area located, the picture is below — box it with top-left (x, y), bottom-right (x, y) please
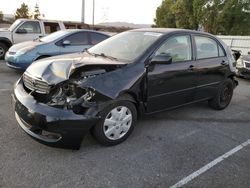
top-left (244, 61), bottom-right (250, 68)
top-left (23, 73), bottom-right (50, 94)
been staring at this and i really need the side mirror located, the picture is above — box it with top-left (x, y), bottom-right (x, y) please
top-left (248, 51), bottom-right (250, 55)
top-left (151, 54), bottom-right (172, 65)
top-left (16, 28), bottom-right (27, 34)
top-left (62, 40), bottom-right (71, 46)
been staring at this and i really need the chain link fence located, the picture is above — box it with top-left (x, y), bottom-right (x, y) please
top-left (217, 35), bottom-right (250, 55)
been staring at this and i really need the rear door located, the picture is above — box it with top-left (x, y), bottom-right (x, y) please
top-left (146, 34), bottom-right (198, 113)
top-left (193, 35), bottom-right (229, 100)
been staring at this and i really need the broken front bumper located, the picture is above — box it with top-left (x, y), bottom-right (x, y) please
top-left (236, 67), bottom-right (250, 78)
top-left (12, 79), bottom-right (100, 149)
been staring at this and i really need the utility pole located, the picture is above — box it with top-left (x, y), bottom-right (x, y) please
top-left (92, 0), bottom-right (95, 27)
top-left (81, 0), bottom-right (85, 23)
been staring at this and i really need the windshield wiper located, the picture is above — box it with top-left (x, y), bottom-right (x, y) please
top-left (85, 49), bottom-right (117, 61)
top-left (95, 53), bottom-right (118, 61)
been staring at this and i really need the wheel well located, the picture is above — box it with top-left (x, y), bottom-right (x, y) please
top-left (118, 92), bottom-right (141, 118)
top-left (0, 38), bottom-right (12, 48)
top-left (228, 75), bottom-right (235, 82)
top-left (35, 55), bottom-right (50, 61)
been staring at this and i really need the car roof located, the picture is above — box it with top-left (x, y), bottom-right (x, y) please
top-left (131, 28), bottom-right (214, 36)
top-left (62, 29), bottom-right (111, 36)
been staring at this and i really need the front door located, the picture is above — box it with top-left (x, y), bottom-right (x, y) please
top-left (59, 32), bottom-right (91, 54)
top-left (146, 35), bottom-right (198, 113)
top-left (13, 21), bottom-right (42, 44)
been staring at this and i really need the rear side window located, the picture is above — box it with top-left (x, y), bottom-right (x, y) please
top-left (64, 32), bottom-right (89, 45)
top-left (194, 36), bottom-right (225, 59)
top-left (155, 35), bottom-right (192, 62)
top-left (44, 22), bottom-right (60, 34)
top-left (18, 21), bottom-right (41, 33)
top-left (90, 33), bottom-right (108, 45)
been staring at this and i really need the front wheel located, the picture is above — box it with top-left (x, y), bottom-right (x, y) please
top-left (92, 100), bottom-right (137, 146)
top-left (208, 79), bottom-right (234, 110)
top-left (0, 42), bottom-right (8, 60)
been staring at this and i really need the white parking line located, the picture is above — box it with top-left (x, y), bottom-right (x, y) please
top-left (170, 139), bottom-right (250, 188)
top-left (0, 89), bottom-right (12, 92)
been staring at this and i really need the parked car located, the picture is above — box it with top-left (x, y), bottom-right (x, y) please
top-left (12, 28), bottom-right (238, 149)
top-left (5, 29), bottom-right (110, 70)
top-left (0, 19), bottom-right (66, 59)
top-left (236, 51), bottom-right (250, 78)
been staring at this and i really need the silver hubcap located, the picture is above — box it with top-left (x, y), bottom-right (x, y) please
top-left (103, 106), bottom-right (132, 140)
top-left (0, 47), bottom-right (4, 56)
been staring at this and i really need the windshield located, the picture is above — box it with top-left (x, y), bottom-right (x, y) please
top-left (40, 30), bottom-right (69, 43)
top-left (88, 31), bottom-right (163, 61)
top-left (9, 20), bottom-right (22, 31)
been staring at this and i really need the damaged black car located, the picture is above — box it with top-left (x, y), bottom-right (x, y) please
top-left (12, 28), bottom-right (238, 149)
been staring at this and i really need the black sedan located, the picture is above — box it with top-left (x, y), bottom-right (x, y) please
top-left (12, 28), bottom-right (238, 149)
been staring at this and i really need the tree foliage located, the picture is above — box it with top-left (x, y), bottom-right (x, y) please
top-left (15, 3), bottom-right (31, 19)
top-left (0, 11), bottom-right (3, 21)
top-left (33, 3), bottom-right (41, 19)
top-left (155, 0), bottom-right (250, 35)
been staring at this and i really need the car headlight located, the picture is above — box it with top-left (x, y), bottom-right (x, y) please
top-left (236, 58), bottom-right (244, 68)
top-left (16, 46), bottom-right (35, 55)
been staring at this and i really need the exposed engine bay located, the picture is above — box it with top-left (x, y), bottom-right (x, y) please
top-left (23, 65), bottom-right (122, 114)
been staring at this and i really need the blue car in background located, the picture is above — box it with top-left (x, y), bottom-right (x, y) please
top-left (5, 29), bottom-right (110, 70)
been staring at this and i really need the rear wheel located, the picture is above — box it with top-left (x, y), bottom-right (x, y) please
top-left (92, 100), bottom-right (137, 146)
top-left (0, 42), bottom-right (8, 60)
top-left (208, 79), bottom-right (234, 110)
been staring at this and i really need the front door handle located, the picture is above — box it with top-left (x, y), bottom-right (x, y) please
top-left (188, 65), bottom-right (195, 71)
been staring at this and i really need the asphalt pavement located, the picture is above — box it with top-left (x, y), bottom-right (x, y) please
top-left (0, 60), bottom-right (250, 188)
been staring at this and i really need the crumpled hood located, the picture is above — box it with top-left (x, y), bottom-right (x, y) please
top-left (25, 53), bottom-right (126, 85)
top-left (8, 41), bottom-right (42, 52)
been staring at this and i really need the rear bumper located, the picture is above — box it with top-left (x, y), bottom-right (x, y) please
top-left (13, 79), bottom-right (100, 149)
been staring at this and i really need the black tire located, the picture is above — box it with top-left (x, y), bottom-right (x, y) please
top-left (0, 42), bottom-right (8, 60)
top-left (92, 100), bottom-right (137, 146)
top-left (208, 79), bottom-right (234, 110)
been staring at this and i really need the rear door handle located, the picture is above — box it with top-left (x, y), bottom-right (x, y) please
top-left (221, 60), bottom-right (229, 66)
top-left (188, 65), bottom-right (195, 71)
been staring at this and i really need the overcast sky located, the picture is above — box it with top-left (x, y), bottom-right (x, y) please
top-left (0, 0), bottom-right (162, 24)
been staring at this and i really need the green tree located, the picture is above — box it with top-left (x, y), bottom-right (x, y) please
top-left (200, 0), bottom-right (224, 34)
top-left (33, 3), bottom-right (41, 19)
top-left (0, 11), bottom-right (3, 22)
top-left (154, 0), bottom-right (250, 35)
top-left (154, 0), bottom-right (176, 28)
top-left (15, 3), bottom-right (31, 19)
top-left (218, 0), bottom-right (250, 35)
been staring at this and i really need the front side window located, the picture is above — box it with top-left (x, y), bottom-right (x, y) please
top-left (18, 21), bottom-right (41, 34)
top-left (155, 35), bottom-right (192, 62)
top-left (195, 36), bottom-right (222, 59)
top-left (64, 32), bottom-right (88, 45)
